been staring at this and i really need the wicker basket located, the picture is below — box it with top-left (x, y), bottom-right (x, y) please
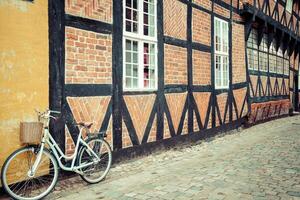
top-left (20, 122), bottom-right (44, 144)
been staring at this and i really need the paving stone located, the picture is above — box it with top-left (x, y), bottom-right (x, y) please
top-left (1, 116), bottom-right (299, 200)
top-left (287, 191), bottom-right (300, 197)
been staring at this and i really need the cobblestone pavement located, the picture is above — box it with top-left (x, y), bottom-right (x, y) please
top-left (1, 116), bottom-right (300, 200)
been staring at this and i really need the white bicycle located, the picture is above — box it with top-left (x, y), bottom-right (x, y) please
top-left (1, 110), bottom-right (112, 200)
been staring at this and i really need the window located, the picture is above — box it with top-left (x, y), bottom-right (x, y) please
top-left (269, 40), bottom-right (277, 73)
top-left (214, 18), bottom-right (229, 89)
top-left (259, 34), bottom-right (268, 72)
top-left (123, 0), bottom-right (157, 91)
top-left (247, 49), bottom-right (259, 70)
top-left (284, 52), bottom-right (289, 76)
top-left (247, 30), bottom-right (258, 70)
top-left (286, 0), bottom-right (293, 13)
top-left (277, 47), bottom-right (283, 74)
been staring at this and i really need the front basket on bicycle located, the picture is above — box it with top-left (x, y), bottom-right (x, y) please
top-left (20, 122), bottom-right (43, 144)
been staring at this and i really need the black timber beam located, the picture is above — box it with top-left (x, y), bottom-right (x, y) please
top-left (65, 14), bottom-right (113, 34)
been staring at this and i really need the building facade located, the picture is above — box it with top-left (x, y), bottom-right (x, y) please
top-left (0, 0), bottom-right (300, 166)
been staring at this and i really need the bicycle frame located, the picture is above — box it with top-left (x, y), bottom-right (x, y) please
top-left (31, 113), bottom-right (101, 175)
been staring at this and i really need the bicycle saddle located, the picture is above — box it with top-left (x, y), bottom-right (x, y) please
top-left (76, 122), bottom-right (93, 129)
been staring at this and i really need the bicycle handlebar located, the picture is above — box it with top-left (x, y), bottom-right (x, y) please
top-left (35, 109), bottom-right (61, 120)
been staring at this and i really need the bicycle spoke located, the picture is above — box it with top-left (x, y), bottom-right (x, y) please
top-left (2, 147), bottom-right (58, 199)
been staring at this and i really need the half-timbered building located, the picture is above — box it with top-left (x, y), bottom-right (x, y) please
top-left (47, 0), bottom-right (300, 156)
top-left (0, 0), bottom-right (299, 165)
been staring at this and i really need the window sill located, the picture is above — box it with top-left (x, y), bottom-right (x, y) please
top-left (123, 89), bottom-right (157, 95)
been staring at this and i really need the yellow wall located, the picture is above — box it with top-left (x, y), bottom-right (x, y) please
top-left (0, 0), bottom-right (49, 170)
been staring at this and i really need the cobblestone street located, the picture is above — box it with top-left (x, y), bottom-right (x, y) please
top-left (2, 116), bottom-right (300, 200)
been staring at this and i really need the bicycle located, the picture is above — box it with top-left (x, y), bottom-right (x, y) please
top-left (1, 109), bottom-right (112, 200)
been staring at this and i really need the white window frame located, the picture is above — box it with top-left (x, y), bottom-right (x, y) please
top-left (214, 17), bottom-right (229, 89)
top-left (286, 0), bottom-right (293, 13)
top-left (123, 0), bottom-right (158, 91)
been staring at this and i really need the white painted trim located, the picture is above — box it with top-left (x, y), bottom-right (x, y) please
top-left (214, 17), bottom-right (229, 89)
top-left (122, 0), bottom-right (158, 91)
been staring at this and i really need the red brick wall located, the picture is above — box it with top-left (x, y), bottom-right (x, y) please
top-left (213, 4), bottom-right (230, 19)
top-left (123, 94), bottom-right (156, 144)
top-left (232, 23), bottom-right (246, 84)
top-left (233, 88), bottom-right (248, 120)
top-left (193, 92), bottom-right (212, 129)
top-left (165, 93), bottom-right (188, 134)
top-left (164, 44), bottom-right (188, 85)
top-left (65, 0), bottom-right (112, 23)
top-left (216, 93), bottom-right (229, 126)
top-left (164, 0), bottom-right (187, 40)
top-left (65, 96), bottom-right (113, 155)
top-left (65, 27), bottom-right (112, 84)
top-left (193, 0), bottom-right (212, 11)
top-left (248, 100), bottom-right (290, 124)
top-left (64, 0), bottom-right (113, 154)
top-left (193, 50), bottom-right (211, 85)
top-left (192, 9), bottom-right (211, 46)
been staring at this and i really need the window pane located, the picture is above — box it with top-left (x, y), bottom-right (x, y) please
top-left (126, 0), bottom-right (138, 33)
top-left (143, 0), bottom-right (155, 37)
top-left (149, 16), bottom-right (154, 26)
top-left (133, 22), bottom-right (138, 32)
top-left (126, 52), bottom-right (131, 62)
top-left (215, 55), bottom-right (221, 87)
top-left (126, 77), bottom-right (132, 88)
top-left (126, 20), bottom-right (131, 32)
top-left (222, 22), bottom-right (228, 53)
top-left (126, 0), bottom-right (131, 7)
top-left (149, 4), bottom-right (154, 14)
top-left (144, 25), bottom-right (149, 36)
top-left (126, 40), bottom-right (131, 50)
top-left (133, 52), bottom-right (138, 63)
top-left (133, 0), bottom-right (137, 9)
top-left (215, 18), bottom-right (228, 54)
top-left (126, 64), bottom-right (132, 76)
top-left (269, 55), bottom-right (276, 73)
top-left (126, 8), bottom-right (132, 19)
top-left (133, 41), bottom-right (138, 51)
top-left (150, 79), bottom-right (155, 88)
top-left (286, 0), bottom-right (293, 13)
top-left (143, 42), bottom-right (156, 89)
top-left (144, 14), bottom-right (148, 25)
top-left (253, 50), bottom-right (258, 70)
top-left (223, 56), bottom-right (228, 87)
top-left (133, 78), bottom-right (138, 88)
top-left (133, 65), bottom-right (138, 77)
top-left (276, 56), bottom-right (283, 74)
top-left (125, 40), bottom-right (139, 89)
top-left (247, 49), bottom-right (254, 70)
top-left (215, 20), bottom-right (221, 51)
top-left (284, 59), bottom-right (289, 75)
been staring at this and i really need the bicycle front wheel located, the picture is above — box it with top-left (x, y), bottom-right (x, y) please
top-left (78, 138), bottom-right (112, 184)
top-left (1, 146), bottom-right (59, 200)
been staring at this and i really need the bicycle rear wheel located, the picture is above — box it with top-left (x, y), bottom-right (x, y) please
top-left (1, 146), bottom-right (58, 200)
top-left (78, 138), bottom-right (112, 184)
